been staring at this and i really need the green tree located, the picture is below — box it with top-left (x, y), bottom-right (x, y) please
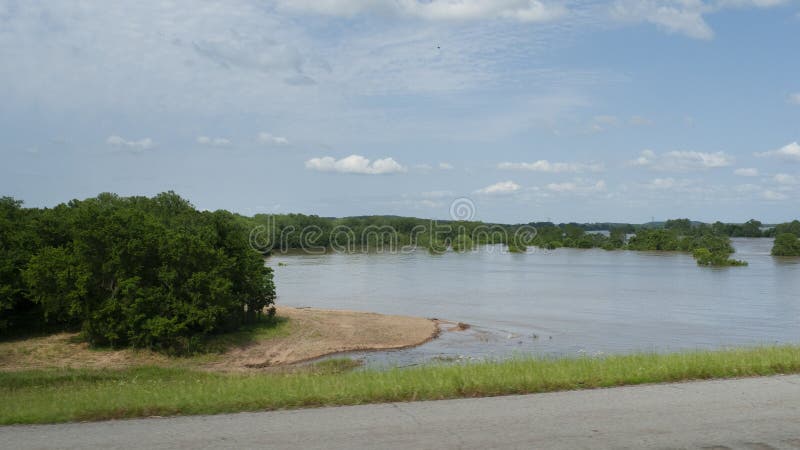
top-left (20, 193), bottom-right (275, 353)
top-left (0, 198), bottom-right (39, 331)
top-left (771, 233), bottom-right (800, 256)
top-left (451, 234), bottom-right (474, 252)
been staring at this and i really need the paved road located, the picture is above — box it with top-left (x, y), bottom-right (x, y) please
top-left (2, 375), bottom-right (800, 449)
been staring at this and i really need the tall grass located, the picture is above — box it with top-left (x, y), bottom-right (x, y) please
top-left (2, 345), bottom-right (799, 425)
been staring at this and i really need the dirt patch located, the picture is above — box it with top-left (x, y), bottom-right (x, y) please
top-left (0, 334), bottom-right (173, 371)
top-left (205, 307), bottom-right (438, 371)
top-left (0, 307), bottom-right (438, 372)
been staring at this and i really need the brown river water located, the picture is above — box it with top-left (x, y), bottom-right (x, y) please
top-left (267, 238), bottom-right (800, 367)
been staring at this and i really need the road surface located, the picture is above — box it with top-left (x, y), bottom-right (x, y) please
top-left (2, 375), bottom-right (800, 449)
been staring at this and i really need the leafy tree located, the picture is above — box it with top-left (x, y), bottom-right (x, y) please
top-left (775, 221), bottom-right (800, 237)
top-left (693, 247), bottom-right (747, 267)
top-left (451, 234), bottom-right (474, 252)
top-left (771, 233), bottom-right (800, 256)
top-left (0, 198), bottom-right (39, 331)
top-left (17, 192), bottom-right (275, 353)
top-left (507, 242), bottom-right (527, 253)
top-left (665, 218), bottom-right (692, 234)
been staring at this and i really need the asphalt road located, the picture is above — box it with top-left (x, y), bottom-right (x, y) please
top-left (2, 375), bottom-right (800, 449)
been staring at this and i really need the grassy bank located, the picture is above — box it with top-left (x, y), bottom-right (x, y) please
top-left (2, 345), bottom-right (800, 425)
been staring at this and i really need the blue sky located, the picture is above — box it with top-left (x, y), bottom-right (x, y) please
top-left (2, 0), bottom-right (799, 223)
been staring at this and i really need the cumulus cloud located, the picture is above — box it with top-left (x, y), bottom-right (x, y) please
top-left (756, 142), bottom-right (800, 162)
top-left (196, 136), bottom-right (231, 147)
top-left (305, 154), bottom-right (406, 174)
top-left (734, 168), bottom-right (759, 177)
top-left (610, 0), bottom-right (715, 39)
top-left (629, 149), bottom-right (733, 171)
top-left (475, 180), bottom-right (521, 195)
top-left (610, 0), bottom-right (788, 40)
top-left (275, 0), bottom-right (568, 22)
top-left (498, 160), bottom-right (604, 173)
top-left (546, 179), bottom-right (606, 194)
top-left (258, 132), bottom-right (290, 146)
top-left (106, 135), bottom-right (154, 152)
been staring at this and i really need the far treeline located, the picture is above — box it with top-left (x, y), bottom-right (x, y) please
top-left (248, 214), bottom-right (800, 262)
top-left (2, 192), bottom-right (800, 352)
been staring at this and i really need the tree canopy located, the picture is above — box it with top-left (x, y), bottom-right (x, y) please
top-left (771, 233), bottom-right (800, 257)
top-left (1, 192), bottom-right (275, 353)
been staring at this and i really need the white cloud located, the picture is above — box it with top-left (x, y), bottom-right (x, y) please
top-left (773, 173), bottom-right (798, 185)
top-left (734, 183), bottom-right (761, 193)
top-left (438, 162), bottom-right (454, 170)
top-left (756, 142), bottom-right (800, 162)
top-left (788, 93), bottom-right (800, 105)
top-left (763, 190), bottom-right (787, 200)
top-left (305, 154), bottom-right (406, 174)
top-left (498, 160), bottom-right (604, 173)
top-left (196, 136), bottom-right (231, 147)
top-left (716, 0), bottom-right (790, 7)
top-left (546, 179), bottom-right (606, 194)
top-left (734, 168), bottom-right (759, 177)
top-left (643, 177), bottom-right (695, 190)
top-left (421, 190), bottom-right (454, 199)
top-left (258, 132), bottom-right (289, 146)
top-left (629, 149), bottom-right (733, 171)
top-left (610, 0), bottom-right (714, 40)
top-left (275, 0), bottom-right (568, 23)
top-left (106, 135), bottom-right (154, 152)
top-left (610, 0), bottom-right (787, 40)
top-left (586, 115), bottom-right (620, 133)
top-left (476, 180), bottom-right (521, 195)
top-left (646, 177), bottom-right (677, 189)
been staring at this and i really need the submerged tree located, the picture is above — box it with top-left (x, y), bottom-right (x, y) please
top-left (771, 233), bottom-right (800, 257)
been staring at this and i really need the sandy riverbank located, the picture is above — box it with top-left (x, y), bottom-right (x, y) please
top-left (0, 307), bottom-right (440, 372)
top-left (206, 307), bottom-right (439, 370)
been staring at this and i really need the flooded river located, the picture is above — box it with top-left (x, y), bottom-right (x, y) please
top-left (267, 238), bottom-right (800, 366)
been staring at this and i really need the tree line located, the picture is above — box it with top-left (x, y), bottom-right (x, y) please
top-left (245, 213), bottom-right (800, 263)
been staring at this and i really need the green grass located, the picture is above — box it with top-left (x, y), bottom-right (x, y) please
top-left (2, 345), bottom-right (800, 425)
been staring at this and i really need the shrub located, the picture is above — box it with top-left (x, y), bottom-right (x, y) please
top-left (693, 247), bottom-right (748, 267)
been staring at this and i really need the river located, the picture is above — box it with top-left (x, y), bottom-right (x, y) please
top-left (267, 238), bottom-right (800, 366)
